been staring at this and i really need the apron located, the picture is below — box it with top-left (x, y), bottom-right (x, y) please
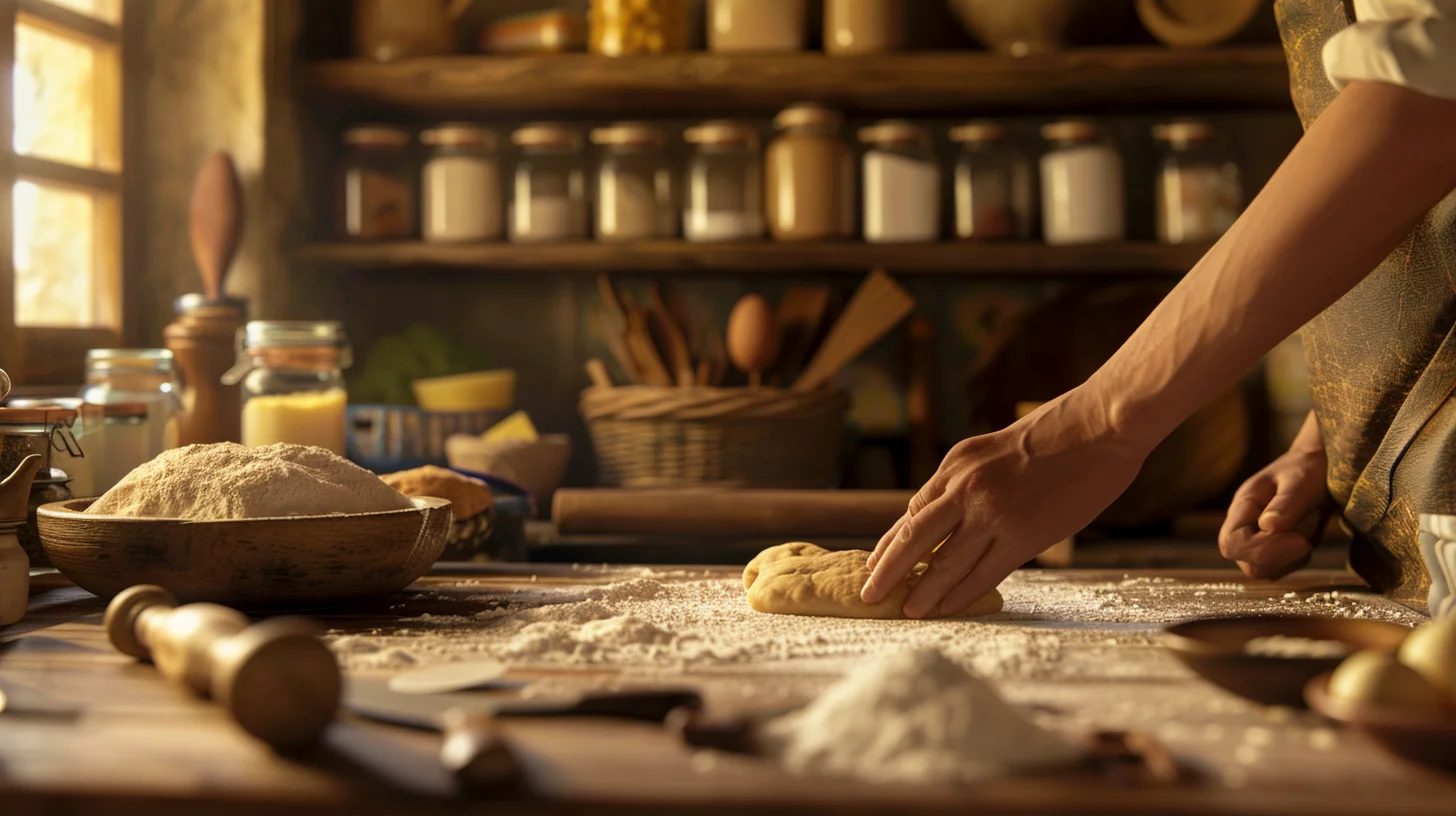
top-left (1277, 0), bottom-right (1456, 609)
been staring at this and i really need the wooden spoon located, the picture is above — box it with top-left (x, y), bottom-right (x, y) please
top-left (727, 294), bottom-right (778, 388)
top-left (189, 152), bottom-right (244, 302)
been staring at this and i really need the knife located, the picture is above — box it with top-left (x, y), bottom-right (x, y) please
top-left (344, 677), bottom-right (704, 789)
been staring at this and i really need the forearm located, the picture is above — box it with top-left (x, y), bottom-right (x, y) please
top-left (1078, 81), bottom-right (1456, 453)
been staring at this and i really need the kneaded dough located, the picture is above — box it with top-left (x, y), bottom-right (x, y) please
top-left (743, 542), bottom-right (1003, 620)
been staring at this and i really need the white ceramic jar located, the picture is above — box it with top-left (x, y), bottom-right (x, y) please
top-left (421, 124), bottom-right (502, 243)
top-left (1039, 119), bottom-right (1124, 245)
top-left (859, 120), bottom-right (940, 244)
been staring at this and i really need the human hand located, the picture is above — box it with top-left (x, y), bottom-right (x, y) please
top-left (860, 389), bottom-right (1151, 618)
top-left (1218, 415), bottom-right (1329, 579)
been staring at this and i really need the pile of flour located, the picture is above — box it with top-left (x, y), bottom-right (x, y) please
top-left (85, 442), bottom-right (414, 520)
top-left (762, 648), bottom-right (1082, 784)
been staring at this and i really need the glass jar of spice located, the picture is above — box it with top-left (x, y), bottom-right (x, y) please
top-left (683, 120), bottom-right (764, 242)
top-left (1039, 119), bottom-right (1124, 246)
top-left (950, 121), bottom-right (1035, 241)
top-left (337, 125), bottom-right (416, 241)
top-left (589, 0), bottom-right (690, 55)
top-left (421, 124), bottom-right (503, 243)
top-left (1153, 119), bottom-right (1241, 244)
top-left (226, 322), bottom-right (352, 456)
top-left (765, 103), bottom-right (855, 242)
top-left (859, 120), bottom-right (940, 244)
top-left (81, 349), bottom-right (180, 459)
top-left (591, 122), bottom-right (677, 241)
top-left (509, 124), bottom-right (589, 243)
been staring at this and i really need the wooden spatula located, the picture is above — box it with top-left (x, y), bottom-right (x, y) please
top-left (792, 269), bottom-right (915, 392)
top-left (190, 152), bottom-right (244, 302)
top-left (767, 285), bottom-right (831, 385)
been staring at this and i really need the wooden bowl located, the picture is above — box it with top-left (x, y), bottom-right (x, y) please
top-left (36, 496), bottom-right (453, 612)
top-left (1162, 615), bottom-right (1412, 707)
top-left (1306, 673), bottom-right (1456, 771)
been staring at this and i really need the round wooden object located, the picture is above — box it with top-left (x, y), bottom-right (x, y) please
top-left (144, 603), bottom-right (250, 694)
top-left (105, 584), bottom-right (178, 659)
top-left (189, 152), bottom-right (244, 302)
top-left (210, 617), bottom-right (341, 750)
top-left (726, 294), bottom-right (778, 386)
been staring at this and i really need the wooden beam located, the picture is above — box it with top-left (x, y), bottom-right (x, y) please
top-left (301, 48), bottom-right (1293, 115)
top-left (0, 0), bottom-right (19, 381)
top-left (16, 0), bottom-right (118, 43)
top-left (14, 154), bottom-right (121, 193)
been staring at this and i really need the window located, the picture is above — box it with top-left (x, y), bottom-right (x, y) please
top-left (1, 0), bottom-right (123, 384)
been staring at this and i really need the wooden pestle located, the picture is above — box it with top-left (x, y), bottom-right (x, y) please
top-left (104, 585), bottom-right (341, 751)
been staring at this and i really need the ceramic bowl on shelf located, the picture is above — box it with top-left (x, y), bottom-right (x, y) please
top-left (412, 369), bottom-right (517, 413)
top-left (445, 433), bottom-right (572, 505)
top-left (36, 496), bottom-right (453, 611)
top-left (947, 0), bottom-right (1134, 56)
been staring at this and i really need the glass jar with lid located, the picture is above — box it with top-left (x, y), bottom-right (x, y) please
top-left (859, 120), bottom-right (940, 244)
top-left (421, 124), bottom-right (502, 243)
top-left (1039, 119), bottom-right (1125, 246)
top-left (81, 349), bottom-right (180, 458)
top-left (509, 123), bottom-right (589, 243)
top-left (338, 125), bottom-right (416, 241)
top-left (824, 0), bottom-right (904, 55)
top-left (683, 120), bottom-right (764, 242)
top-left (1153, 119), bottom-right (1241, 244)
top-left (708, 0), bottom-right (807, 52)
top-left (765, 103), bottom-right (855, 241)
top-left (591, 122), bottom-right (677, 241)
top-left (589, 0), bottom-right (690, 55)
top-left (950, 121), bottom-right (1035, 241)
top-left (225, 322), bottom-right (353, 455)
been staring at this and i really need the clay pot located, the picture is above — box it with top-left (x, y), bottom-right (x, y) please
top-left (947, 0), bottom-right (1135, 55)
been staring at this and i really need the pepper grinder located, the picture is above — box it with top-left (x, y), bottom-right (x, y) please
top-left (104, 585), bottom-right (341, 750)
top-left (0, 452), bottom-right (42, 627)
top-left (164, 152), bottom-right (248, 446)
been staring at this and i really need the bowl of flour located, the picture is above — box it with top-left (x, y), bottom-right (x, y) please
top-left (35, 443), bottom-right (453, 611)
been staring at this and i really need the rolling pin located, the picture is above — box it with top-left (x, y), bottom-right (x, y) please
top-left (104, 585), bottom-right (341, 751)
top-left (552, 489), bottom-right (914, 537)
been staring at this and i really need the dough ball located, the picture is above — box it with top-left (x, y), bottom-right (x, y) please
top-left (1397, 617), bottom-right (1456, 697)
top-left (1328, 650), bottom-right (1444, 709)
top-left (380, 465), bottom-right (493, 520)
top-left (742, 542), bottom-right (1003, 620)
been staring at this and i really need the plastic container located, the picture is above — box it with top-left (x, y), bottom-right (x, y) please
top-left (421, 124), bottom-right (502, 243)
top-left (509, 124), bottom-right (589, 243)
top-left (1039, 119), bottom-right (1124, 245)
top-left (859, 120), bottom-right (940, 244)
top-left (950, 120), bottom-right (1034, 241)
top-left (765, 103), bottom-right (855, 241)
top-left (227, 322), bottom-right (353, 455)
top-left (683, 120), bottom-right (764, 242)
top-left (1153, 119), bottom-right (1241, 244)
top-left (591, 122), bottom-right (677, 241)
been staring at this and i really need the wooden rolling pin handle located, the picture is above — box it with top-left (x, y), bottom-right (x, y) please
top-left (440, 709), bottom-right (525, 791)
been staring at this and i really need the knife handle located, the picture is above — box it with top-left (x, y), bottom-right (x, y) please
top-left (439, 708), bottom-right (523, 792)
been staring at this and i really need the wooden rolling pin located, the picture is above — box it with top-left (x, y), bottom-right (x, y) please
top-left (104, 585), bottom-right (341, 751)
top-left (552, 489), bottom-right (914, 537)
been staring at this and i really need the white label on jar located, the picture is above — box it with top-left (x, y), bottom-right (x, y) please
top-left (862, 150), bottom-right (940, 243)
top-left (423, 156), bottom-right (502, 242)
top-left (1040, 144), bottom-right (1125, 245)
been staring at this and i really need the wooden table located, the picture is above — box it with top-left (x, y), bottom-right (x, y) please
top-left (3, 566), bottom-right (1455, 816)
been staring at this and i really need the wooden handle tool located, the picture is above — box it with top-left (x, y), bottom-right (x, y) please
top-left (105, 585), bottom-right (341, 751)
top-left (585, 358), bottom-right (614, 389)
top-left (648, 283), bottom-right (696, 387)
top-left (792, 269), bottom-right (915, 392)
top-left (189, 152), bottom-right (244, 302)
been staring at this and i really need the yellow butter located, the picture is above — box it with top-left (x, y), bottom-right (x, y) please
top-left (482, 410), bottom-right (538, 444)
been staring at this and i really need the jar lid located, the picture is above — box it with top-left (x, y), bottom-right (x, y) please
top-left (82, 401), bottom-right (148, 419)
top-left (949, 121), bottom-right (1009, 143)
top-left (773, 103), bottom-right (842, 132)
top-left (1153, 119), bottom-right (1217, 145)
top-left (0, 406), bottom-right (78, 424)
top-left (858, 120), bottom-right (931, 147)
top-left (343, 125), bottom-right (411, 148)
top-left (421, 124), bottom-right (499, 149)
top-left (683, 120), bottom-right (758, 147)
top-left (86, 349), bottom-right (175, 376)
top-left (6, 397), bottom-right (82, 411)
top-left (511, 123), bottom-right (583, 150)
top-left (1041, 119), bottom-right (1103, 142)
top-left (239, 321), bottom-right (348, 350)
top-left (590, 122), bottom-right (666, 147)
top-left (175, 293), bottom-right (248, 316)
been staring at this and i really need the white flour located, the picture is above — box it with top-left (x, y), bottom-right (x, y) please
top-left (86, 442), bottom-right (414, 520)
top-left (762, 648), bottom-right (1082, 784)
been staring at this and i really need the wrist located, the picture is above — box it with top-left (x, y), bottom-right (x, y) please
top-left (1020, 385), bottom-right (1157, 462)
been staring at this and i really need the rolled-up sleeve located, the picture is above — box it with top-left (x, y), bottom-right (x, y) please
top-left (1323, 0), bottom-right (1456, 99)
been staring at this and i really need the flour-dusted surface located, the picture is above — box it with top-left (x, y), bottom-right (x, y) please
top-left (85, 442), bottom-right (415, 520)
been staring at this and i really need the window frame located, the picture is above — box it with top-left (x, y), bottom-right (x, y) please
top-left (0, 0), bottom-right (127, 386)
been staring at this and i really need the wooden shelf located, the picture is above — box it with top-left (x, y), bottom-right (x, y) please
top-left (295, 240), bottom-right (1209, 276)
top-left (301, 48), bottom-right (1290, 115)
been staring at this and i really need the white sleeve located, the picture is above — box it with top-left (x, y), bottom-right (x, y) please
top-left (1323, 0), bottom-right (1456, 99)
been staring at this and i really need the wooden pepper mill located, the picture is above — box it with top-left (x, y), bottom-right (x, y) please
top-left (104, 585), bottom-right (341, 750)
top-left (164, 152), bottom-right (247, 446)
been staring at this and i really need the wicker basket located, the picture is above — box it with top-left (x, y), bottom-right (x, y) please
top-left (580, 386), bottom-right (849, 488)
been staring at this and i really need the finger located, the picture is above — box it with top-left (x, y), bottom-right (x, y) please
top-left (866, 514), bottom-right (908, 570)
top-left (861, 495), bottom-right (960, 605)
top-left (1259, 470), bottom-right (1328, 533)
top-left (1219, 476), bottom-right (1277, 546)
top-left (931, 540), bottom-right (1021, 619)
top-left (1236, 532), bottom-right (1314, 579)
top-left (901, 527), bottom-right (991, 619)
